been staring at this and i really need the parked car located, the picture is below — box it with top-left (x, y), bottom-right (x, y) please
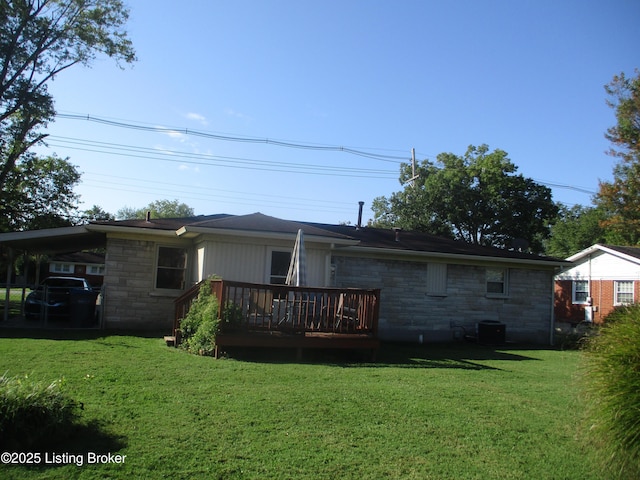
top-left (24, 277), bottom-right (93, 320)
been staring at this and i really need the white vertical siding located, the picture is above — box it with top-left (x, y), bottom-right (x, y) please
top-left (200, 240), bottom-right (330, 286)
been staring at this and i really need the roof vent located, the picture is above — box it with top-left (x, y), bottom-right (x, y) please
top-left (393, 227), bottom-right (401, 242)
top-left (357, 201), bottom-right (364, 229)
top-left (145, 211), bottom-right (151, 222)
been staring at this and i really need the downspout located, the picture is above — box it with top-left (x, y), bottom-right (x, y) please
top-left (4, 247), bottom-right (13, 322)
top-left (550, 268), bottom-right (556, 346)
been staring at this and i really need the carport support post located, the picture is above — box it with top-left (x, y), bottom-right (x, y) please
top-left (4, 247), bottom-right (13, 322)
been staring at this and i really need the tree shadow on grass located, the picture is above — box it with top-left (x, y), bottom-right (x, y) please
top-left (2, 419), bottom-right (127, 471)
top-left (222, 341), bottom-right (543, 370)
top-left (0, 327), bottom-right (168, 341)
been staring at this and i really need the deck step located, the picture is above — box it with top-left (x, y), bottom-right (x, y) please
top-left (164, 335), bottom-right (176, 347)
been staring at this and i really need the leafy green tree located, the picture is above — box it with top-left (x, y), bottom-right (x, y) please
top-left (545, 205), bottom-right (607, 258)
top-left (116, 199), bottom-right (195, 220)
top-left (596, 69), bottom-right (640, 245)
top-left (0, 154), bottom-right (80, 231)
top-left (371, 145), bottom-right (559, 253)
top-left (81, 205), bottom-right (115, 222)
top-left (0, 0), bottom-right (136, 190)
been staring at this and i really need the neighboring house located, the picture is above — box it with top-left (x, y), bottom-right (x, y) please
top-left (0, 213), bottom-right (567, 344)
top-left (48, 252), bottom-right (106, 288)
top-left (555, 244), bottom-right (640, 324)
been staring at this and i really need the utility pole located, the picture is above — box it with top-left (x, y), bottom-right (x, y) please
top-left (407, 148), bottom-right (419, 187)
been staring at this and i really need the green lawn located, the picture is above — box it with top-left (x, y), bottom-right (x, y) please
top-left (0, 289), bottom-right (30, 318)
top-left (0, 332), bottom-right (598, 479)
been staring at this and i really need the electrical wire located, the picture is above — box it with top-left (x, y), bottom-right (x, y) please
top-left (46, 136), bottom-right (399, 179)
top-left (55, 113), bottom-right (410, 163)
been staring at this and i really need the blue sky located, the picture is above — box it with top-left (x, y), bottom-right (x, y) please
top-left (38, 0), bottom-right (640, 225)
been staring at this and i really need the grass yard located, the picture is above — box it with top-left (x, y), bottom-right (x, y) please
top-left (0, 289), bottom-right (30, 318)
top-left (0, 331), bottom-right (598, 479)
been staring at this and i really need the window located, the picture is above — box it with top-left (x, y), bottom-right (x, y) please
top-left (50, 263), bottom-right (72, 273)
top-left (427, 263), bottom-right (447, 296)
top-left (88, 265), bottom-right (105, 275)
top-left (486, 268), bottom-right (508, 296)
top-left (615, 281), bottom-right (634, 305)
top-left (156, 246), bottom-right (187, 290)
top-left (269, 251), bottom-right (291, 284)
top-left (572, 280), bottom-right (589, 304)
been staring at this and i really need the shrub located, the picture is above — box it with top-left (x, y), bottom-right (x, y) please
top-left (581, 304), bottom-right (640, 479)
top-left (221, 301), bottom-right (244, 328)
top-left (179, 278), bottom-right (220, 356)
top-left (0, 373), bottom-right (81, 450)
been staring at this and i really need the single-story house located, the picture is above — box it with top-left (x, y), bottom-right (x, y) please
top-left (0, 212), bottom-right (567, 344)
top-left (48, 251), bottom-right (105, 288)
top-left (555, 244), bottom-right (640, 324)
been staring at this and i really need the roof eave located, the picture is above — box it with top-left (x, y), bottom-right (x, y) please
top-left (565, 243), bottom-right (640, 265)
top-left (86, 224), bottom-right (180, 237)
top-left (175, 225), bottom-right (359, 245)
top-left (336, 245), bottom-right (569, 268)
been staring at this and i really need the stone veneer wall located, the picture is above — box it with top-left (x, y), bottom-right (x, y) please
top-left (103, 237), bottom-right (176, 331)
top-left (332, 255), bottom-right (554, 344)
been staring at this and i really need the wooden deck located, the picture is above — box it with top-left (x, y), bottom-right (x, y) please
top-left (174, 279), bottom-right (380, 359)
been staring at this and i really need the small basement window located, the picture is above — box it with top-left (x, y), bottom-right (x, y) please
top-left (156, 246), bottom-right (187, 290)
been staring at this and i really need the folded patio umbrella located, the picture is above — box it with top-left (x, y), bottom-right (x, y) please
top-left (286, 229), bottom-right (307, 287)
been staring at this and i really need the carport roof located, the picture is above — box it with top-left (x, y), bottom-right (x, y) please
top-left (0, 226), bottom-right (106, 254)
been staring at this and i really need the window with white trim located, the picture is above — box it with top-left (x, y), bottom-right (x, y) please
top-left (50, 263), bottom-right (72, 273)
top-left (88, 265), bottom-right (105, 275)
top-left (486, 268), bottom-right (508, 296)
top-left (615, 281), bottom-right (634, 306)
top-left (155, 246), bottom-right (187, 290)
top-left (572, 280), bottom-right (589, 304)
top-left (427, 263), bottom-right (447, 296)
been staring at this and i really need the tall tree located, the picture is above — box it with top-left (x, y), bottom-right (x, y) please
top-left (596, 69), bottom-right (640, 245)
top-left (117, 199), bottom-right (195, 220)
top-left (545, 205), bottom-right (607, 258)
top-left (0, 0), bottom-right (136, 189)
top-left (371, 145), bottom-right (559, 253)
top-left (0, 153), bottom-right (80, 231)
top-left (81, 205), bottom-right (114, 222)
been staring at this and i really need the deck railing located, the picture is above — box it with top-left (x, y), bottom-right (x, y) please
top-left (174, 279), bottom-right (380, 339)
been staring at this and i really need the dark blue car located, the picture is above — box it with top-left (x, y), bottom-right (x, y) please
top-left (24, 277), bottom-right (93, 319)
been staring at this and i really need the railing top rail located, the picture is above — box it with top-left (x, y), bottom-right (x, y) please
top-left (219, 279), bottom-right (379, 295)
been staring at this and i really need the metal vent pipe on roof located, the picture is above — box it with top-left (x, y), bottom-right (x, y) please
top-left (357, 201), bottom-right (364, 229)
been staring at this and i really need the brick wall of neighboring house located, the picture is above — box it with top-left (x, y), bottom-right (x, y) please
top-left (333, 255), bottom-right (554, 344)
top-left (103, 237), bottom-right (176, 331)
top-left (554, 279), bottom-right (640, 324)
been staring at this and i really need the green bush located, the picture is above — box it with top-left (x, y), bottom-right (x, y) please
top-left (582, 304), bottom-right (640, 479)
top-left (0, 373), bottom-right (81, 449)
top-left (179, 278), bottom-right (220, 356)
top-left (222, 301), bottom-right (244, 328)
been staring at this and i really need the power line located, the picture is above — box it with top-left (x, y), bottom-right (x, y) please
top-left (52, 112), bottom-right (598, 199)
top-left (47, 135), bottom-right (399, 179)
top-left (54, 113), bottom-right (409, 163)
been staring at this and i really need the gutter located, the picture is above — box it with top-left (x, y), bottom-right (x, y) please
top-left (85, 224), bottom-right (180, 237)
top-left (175, 225), bottom-right (359, 245)
top-left (334, 245), bottom-right (570, 268)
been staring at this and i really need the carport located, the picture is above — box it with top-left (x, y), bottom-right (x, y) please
top-left (0, 225), bottom-right (106, 322)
